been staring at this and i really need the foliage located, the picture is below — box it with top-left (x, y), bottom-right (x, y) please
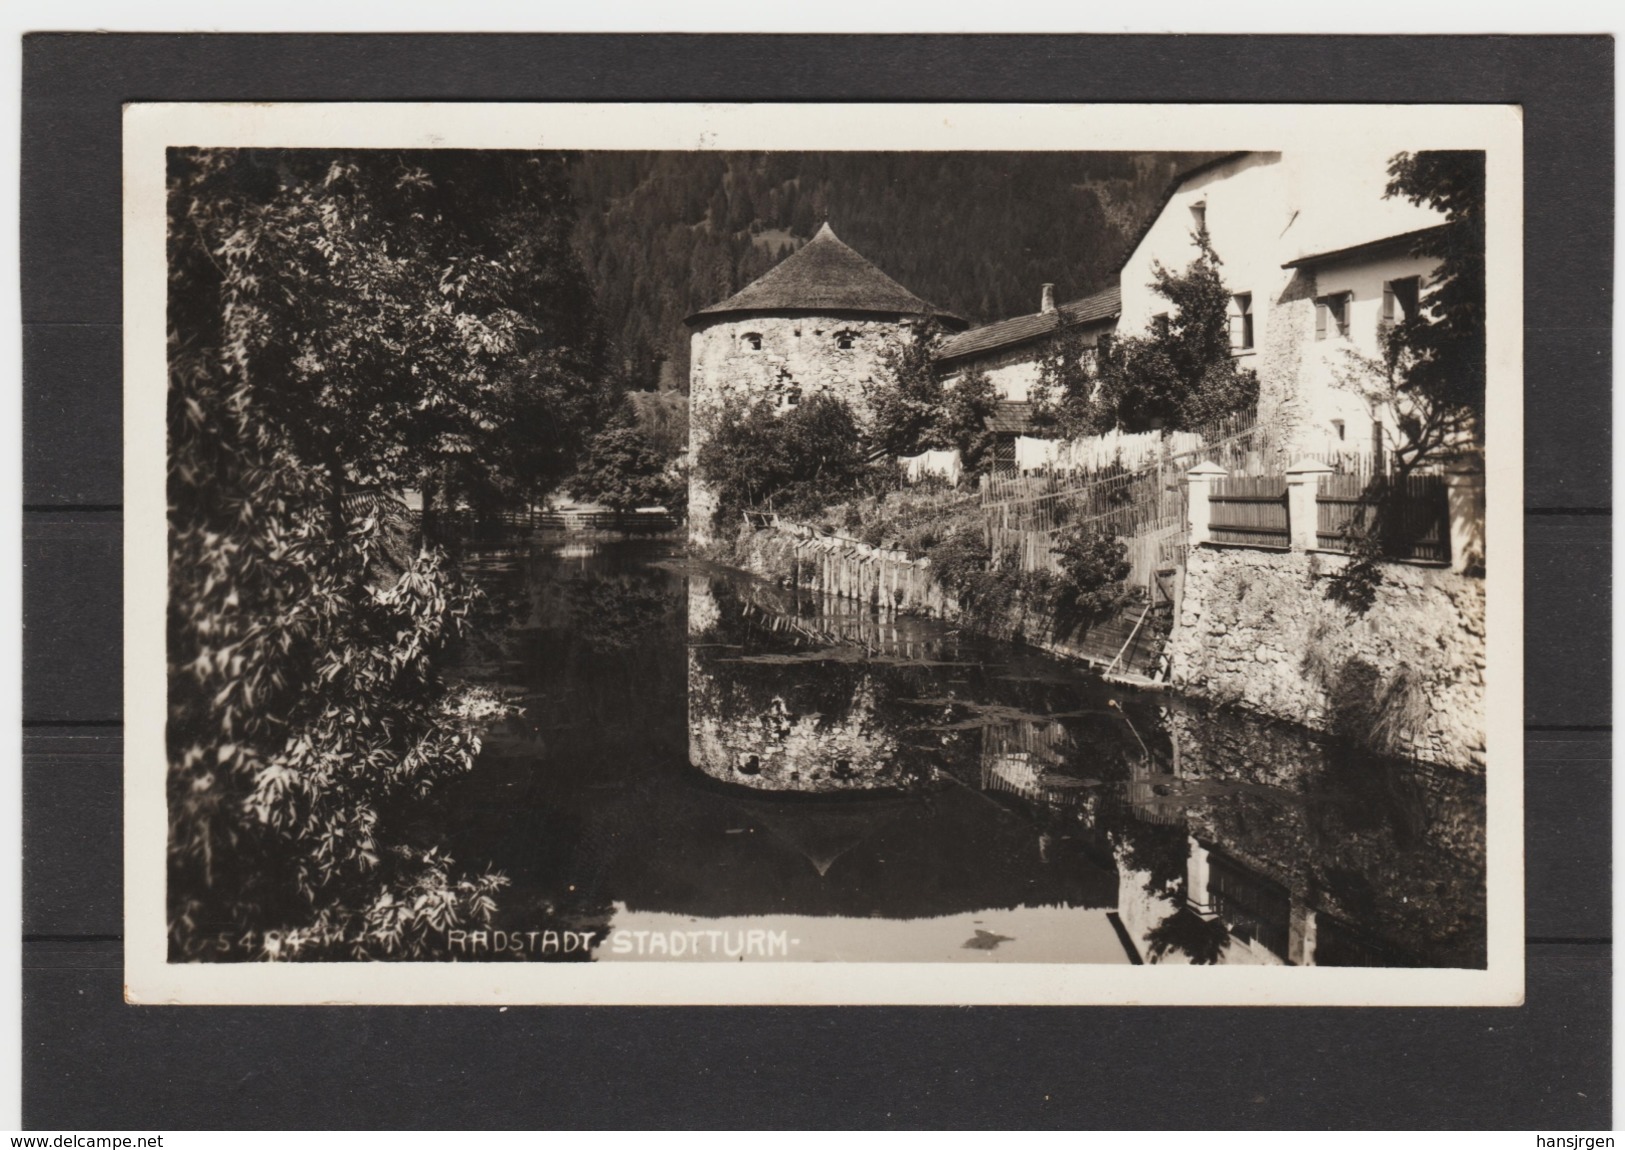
top-left (867, 322), bottom-right (999, 474)
top-left (867, 320), bottom-right (948, 458)
top-left (627, 388), bottom-right (690, 460)
top-left (1029, 321), bottom-right (1104, 438)
top-left (925, 528), bottom-right (1058, 633)
top-left (1367, 666), bottom-right (1433, 759)
top-left (1144, 906), bottom-right (1231, 965)
top-left (696, 392), bottom-right (887, 524)
top-left (1384, 150), bottom-right (1486, 438)
top-left (1321, 527), bottom-right (1385, 615)
top-left (1109, 820), bottom-right (1190, 898)
top-left (1038, 229), bottom-right (1258, 435)
top-left (173, 148), bottom-right (614, 536)
top-left (569, 413), bottom-right (684, 512)
top-left (936, 367), bottom-right (1000, 475)
top-left (167, 148), bottom-right (613, 959)
top-left (1050, 525), bottom-right (1132, 636)
top-left (926, 528), bottom-right (996, 600)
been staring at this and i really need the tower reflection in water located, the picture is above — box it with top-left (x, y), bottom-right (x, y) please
top-left (684, 562), bottom-right (1485, 968)
top-left (444, 539), bottom-right (1483, 967)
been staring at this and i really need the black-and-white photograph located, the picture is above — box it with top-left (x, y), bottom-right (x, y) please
top-left (128, 104), bottom-right (1520, 1000)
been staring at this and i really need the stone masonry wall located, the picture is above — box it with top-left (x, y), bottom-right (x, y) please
top-left (1166, 546), bottom-right (1486, 772)
top-left (688, 314), bottom-right (915, 542)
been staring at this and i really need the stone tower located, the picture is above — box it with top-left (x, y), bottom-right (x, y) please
top-left (684, 223), bottom-right (964, 543)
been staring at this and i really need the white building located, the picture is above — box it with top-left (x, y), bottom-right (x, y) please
top-left (933, 283), bottom-right (1120, 472)
top-left (1115, 150), bottom-right (1446, 459)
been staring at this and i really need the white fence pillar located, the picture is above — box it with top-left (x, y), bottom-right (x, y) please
top-left (1186, 835), bottom-right (1216, 917)
top-left (1446, 459), bottom-right (1486, 574)
top-left (1185, 460), bottom-right (1228, 548)
top-left (1284, 459), bottom-right (1334, 552)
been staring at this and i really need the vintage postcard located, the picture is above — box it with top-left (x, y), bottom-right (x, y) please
top-left (124, 102), bottom-right (1523, 1004)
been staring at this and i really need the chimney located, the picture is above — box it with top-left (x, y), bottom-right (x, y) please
top-left (1040, 284), bottom-right (1056, 314)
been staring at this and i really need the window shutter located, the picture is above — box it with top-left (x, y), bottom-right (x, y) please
top-left (1315, 301), bottom-right (1327, 340)
top-left (1382, 283), bottom-right (1395, 331)
top-left (1228, 313), bottom-right (1240, 348)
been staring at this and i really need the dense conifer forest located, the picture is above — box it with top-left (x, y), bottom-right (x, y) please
top-left (566, 151), bottom-right (1222, 391)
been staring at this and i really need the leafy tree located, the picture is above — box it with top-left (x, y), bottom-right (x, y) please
top-left (936, 366), bottom-right (1000, 475)
top-left (165, 148), bottom-right (609, 960)
top-left (1333, 150), bottom-right (1485, 477)
top-left (1029, 321), bottom-right (1104, 439)
top-left (868, 320), bottom-right (999, 473)
top-left (626, 388), bottom-right (691, 462)
top-left (570, 418), bottom-right (682, 512)
top-left (1036, 229), bottom-right (1258, 435)
top-left (868, 321), bottom-right (949, 459)
top-left (696, 393), bottom-right (882, 524)
top-left (1384, 150), bottom-right (1486, 438)
top-left (1050, 526), bottom-right (1132, 637)
top-left (1321, 151), bottom-right (1486, 585)
top-left (178, 148), bottom-right (612, 541)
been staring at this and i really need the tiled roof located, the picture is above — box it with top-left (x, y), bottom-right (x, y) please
top-left (935, 285), bottom-right (1120, 364)
top-left (984, 401), bottom-right (1038, 435)
top-left (686, 222), bottom-right (965, 328)
top-left (1282, 223), bottom-right (1450, 269)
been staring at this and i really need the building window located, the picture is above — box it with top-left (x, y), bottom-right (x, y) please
top-left (835, 330), bottom-right (856, 350)
top-left (1190, 201), bottom-right (1207, 234)
top-left (742, 332), bottom-right (762, 351)
top-left (783, 385), bottom-right (802, 408)
top-left (1381, 276), bottom-right (1422, 332)
top-left (1152, 312), bottom-right (1171, 338)
top-left (1314, 293), bottom-right (1351, 341)
top-left (1229, 292), bottom-right (1254, 351)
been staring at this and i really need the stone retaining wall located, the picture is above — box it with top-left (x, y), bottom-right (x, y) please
top-left (1166, 546), bottom-right (1486, 772)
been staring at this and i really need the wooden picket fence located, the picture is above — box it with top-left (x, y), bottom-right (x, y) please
top-left (1208, 476), bottom-right (1291, 549)
top-left (1316, 471), bottom-right (1450, 563)
top-left (1202, 470), bottom-right (1449, 563)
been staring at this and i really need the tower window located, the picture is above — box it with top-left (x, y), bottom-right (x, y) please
top-left (742, 332), bottom-right (762, 351)
top-left (835, 330), bottom-right (856, 350)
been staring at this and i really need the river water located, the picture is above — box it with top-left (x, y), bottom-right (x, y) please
top-left (436, 536), bottom-right (1486, 967)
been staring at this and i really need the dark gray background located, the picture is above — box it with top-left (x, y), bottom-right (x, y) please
top-left (21, 34), bottom-right (1613, 1129)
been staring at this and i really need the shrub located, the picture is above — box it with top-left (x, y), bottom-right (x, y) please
top-left (926, 527), bottom-right (993, 599)
top-left (1323, 531), bottom-right (1385, 615)
top-left (570, 419), bottom-right (683, 512)
top-left (1051, 525), bottom-right (1132, 637)
top-left (696, 393), bottom-right (880, 524)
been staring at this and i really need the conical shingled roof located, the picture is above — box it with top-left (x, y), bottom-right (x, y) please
top-left (686, 223), bottom-right (966, 328)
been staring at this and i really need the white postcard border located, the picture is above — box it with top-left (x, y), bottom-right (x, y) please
top-left (124, 101), bottom-right (1524, 1006)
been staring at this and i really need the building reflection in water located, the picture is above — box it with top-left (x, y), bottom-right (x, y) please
top-left (443, 541), bottom-right (1486, 968)
top-left (684, 562), bottom-right (1485, 968)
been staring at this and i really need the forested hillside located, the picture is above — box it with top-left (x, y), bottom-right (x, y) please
top-left (567, 151), bottom-right (1222, 392)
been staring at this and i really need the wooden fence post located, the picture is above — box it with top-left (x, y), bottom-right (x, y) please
top-left (1285, 459), bottom-right (1334, 552)
top-left (1185, 460), bottom-right (1228, 548)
